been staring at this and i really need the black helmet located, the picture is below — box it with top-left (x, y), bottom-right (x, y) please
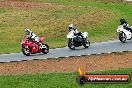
top-left (120, 18), bottom-right (126, 24)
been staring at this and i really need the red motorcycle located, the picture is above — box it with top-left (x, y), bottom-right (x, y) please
top-left (21, 36), bottom-right (49, 56)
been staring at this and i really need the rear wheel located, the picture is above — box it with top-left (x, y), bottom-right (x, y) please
top-left (68, 39), bottom-right (75, 50)
top-left (82, 38), bottom-right (90, 48)
top-left (119, 32), bottom-right (127, 43)
top-left (22, 46), bottom-right (30, 56)
top-left (41, 44), bottom-right (49, 54)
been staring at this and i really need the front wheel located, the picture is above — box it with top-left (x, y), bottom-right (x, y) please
top-left (68, 39), bottom-right (75, 50)
top-left (41, 44), bottom-right (49, 54)
top-left (82, 38), bottom-right (90, 48)
top-left (119, 32), bottom-right (127, 43)
top-left (22, 46), bottom-right (30, 56)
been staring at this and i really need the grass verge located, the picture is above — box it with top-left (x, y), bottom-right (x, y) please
top-left (0, 68), bottom-right (131, 88)
top-left (0, 0), bottom-right (132, 53)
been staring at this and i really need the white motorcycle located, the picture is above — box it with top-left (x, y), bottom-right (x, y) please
top-left (67, 30), bottom-right (90, 50)
top-left (117, 25), bottom-right (132, 43)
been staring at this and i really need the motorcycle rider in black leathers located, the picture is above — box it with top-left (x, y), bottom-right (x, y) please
top-left (120, 18), bottom-right (132, 33)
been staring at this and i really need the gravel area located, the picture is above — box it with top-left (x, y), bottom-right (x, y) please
top-left (0, 52), bottom-right (132, 75)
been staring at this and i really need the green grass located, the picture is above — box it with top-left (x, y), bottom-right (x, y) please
top-left (0, 68), bottom-right (132, 88)
top-left (0, 0), bottom-right (132, 54)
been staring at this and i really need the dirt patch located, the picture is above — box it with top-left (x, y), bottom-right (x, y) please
top-left (0, 52), bottom-right (132, 75)
top-left (0, 0), bottom-right (64, 9)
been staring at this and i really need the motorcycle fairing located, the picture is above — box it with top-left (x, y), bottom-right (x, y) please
top-left (82, 32), bottom-right (88, 38)
top-left (117, 25), bottom-right (132, 40)
top-left (123, 29), bottom-right (131, 39)
top-left (73, 37), bottom-right (82, 47)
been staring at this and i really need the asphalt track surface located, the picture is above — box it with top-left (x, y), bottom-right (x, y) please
top-left (0, 40), bottom-right (132, 62)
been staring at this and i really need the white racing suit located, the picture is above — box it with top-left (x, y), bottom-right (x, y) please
top-left (122, 23), bottom-right (132, 33)
top-left (27, 31), bottom-right (40, 45)
top-left (73, 29), bottom-right (79, 34)
top-left (73, 29), bottom-right (83, 38)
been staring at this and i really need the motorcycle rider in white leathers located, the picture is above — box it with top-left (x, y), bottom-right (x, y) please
top-left (25, 29), bottom-right (41, 46)
top-left (68, 24), bottom-right (83, 38)
top-left (120, 18), bottom-right (132, 33)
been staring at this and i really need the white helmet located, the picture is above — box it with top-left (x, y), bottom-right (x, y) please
top-left (68, 24), bottom-right (76, 31)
